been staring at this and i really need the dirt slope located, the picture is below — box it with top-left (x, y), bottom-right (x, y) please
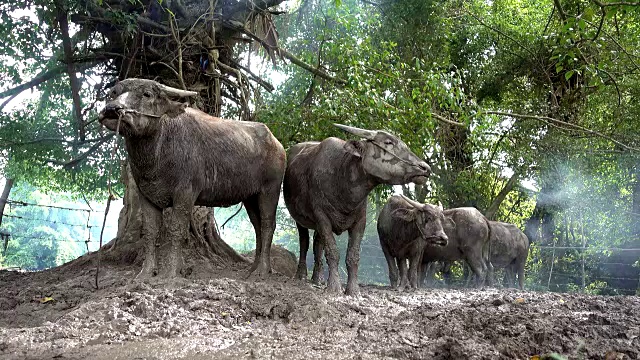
top-left (0, 265), bottom-right (638, 360)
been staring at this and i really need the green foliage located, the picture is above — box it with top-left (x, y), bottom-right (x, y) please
top-left (0, 183), bottom-right (101, 270)
top-left (0, 0), bottom-right (639, 294)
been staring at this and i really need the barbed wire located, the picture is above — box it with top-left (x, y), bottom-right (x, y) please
top-left (10, 235), bottom-right (96, 243)
top-left (536, 245), bottom-right (640, 251)
top-left (3, 214), bottom-right (110, 228)
top-left (5, 199), bottom-right (104, 213)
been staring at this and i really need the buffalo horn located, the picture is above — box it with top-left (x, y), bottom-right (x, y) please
top-left (157, 83), bottom-right (199, 97)
top-left (399, 194), bottom-right (424, 209)
top-left (333, 123), bottom-right (376, 140)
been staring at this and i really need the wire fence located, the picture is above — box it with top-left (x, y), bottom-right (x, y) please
top-left (1, 198), bottom-right (119, 269)
top-left (2, 199), bottom-right (639, 296)
top-left (293, 239), bottom-right (640, 296)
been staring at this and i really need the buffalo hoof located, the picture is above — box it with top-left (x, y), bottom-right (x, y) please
top-left (344, 284), bottom-right (360, 297)
top-left (310, 273), bottom-right (324, 285)
top-left (326, 280), bottom-right (342, 294)
top-left (295, 266), bottom-right (308, 281)
top-left (246, 260), bottom-right (271, 279)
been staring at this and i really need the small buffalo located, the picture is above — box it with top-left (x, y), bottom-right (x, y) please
top-left (418, 207), bottom-right (491, 287)
top-left (284, 124), bottom-right (431, 295)
top-left (486, 221), bottom-right (529, 289)
top-left (377, 195), bottom-right (448, 289)
top-left (99, 78), bottom-right (286, 278)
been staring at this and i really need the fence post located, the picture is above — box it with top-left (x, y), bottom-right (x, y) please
top-left (581, 213), bottom-right (586, 293)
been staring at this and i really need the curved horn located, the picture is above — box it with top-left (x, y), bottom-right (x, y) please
top-left (399, 194), bottom-right (424, 209)
top-left (157, 83), bottom-right (199, 97)
top-left (333, 123), bottom-right (376, 140)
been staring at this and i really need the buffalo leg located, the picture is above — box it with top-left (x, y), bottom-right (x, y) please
top-left (441, 261), bottom-right (453, 285)
top-left (317, 217), bottom-right (341, 293)
top-left (295, 223), bottom-right (309, 280)
top-left (408, 252), bottom-right (422, 289)
top-left (136, 194), bottom-right (162, 279)
top-left (418, 261), bottom-right (428, 288)
top-left (244, 197), bottom-right (262, 274)
top-left (156, 190), bottom-right (193, 278)
top-left (254, 185), bottom-right (280, 277)
top-left (398, 258), bottom-right (408, 290)
top-left (382, 244), bottom-right (399, 288)
top-left (311, 232), bottom-right (324, 284)
top-left (345, 209), bottom-right (366, 296)
top-left (516, 259), bottom-right (526, 290)
top-left (465, 253), bottom-right (487, 287)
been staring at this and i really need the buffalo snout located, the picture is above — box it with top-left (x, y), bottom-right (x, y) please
top-left (417, 161), bottom-right (431, 175)
top-left (431, 231), bottom-right (448, 247)
top-left (104, 102), bottom-right (124, 113)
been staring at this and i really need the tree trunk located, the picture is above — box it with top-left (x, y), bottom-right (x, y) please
top-left (485, 172), bottom-right (519, 220)
top-left (101, 162), bottom-right (249, 277)
top-left (0, 178), bottom-right (14, 230)
top-left (633, 164), bottom-right (640, 238)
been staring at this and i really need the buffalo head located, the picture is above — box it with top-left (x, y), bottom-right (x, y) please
top-left (394, 195), bottom-right (448, 247)
top-left (334, 124), bottom-right (431, 185)
top-left (99, 79), bottom-right (198, 137)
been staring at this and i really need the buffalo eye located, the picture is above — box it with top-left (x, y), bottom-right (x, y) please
top-left (143, 91), bottom-right (153, 98)
top-left (384, 139), bottom-right (393, 145)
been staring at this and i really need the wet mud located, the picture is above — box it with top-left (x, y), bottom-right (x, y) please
top-left (0, 264), bottom-right (638, 359)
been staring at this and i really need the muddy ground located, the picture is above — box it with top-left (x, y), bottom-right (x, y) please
top-left (0, 261), bottom-right (639, 360)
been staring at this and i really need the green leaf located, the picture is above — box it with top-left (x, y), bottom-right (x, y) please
top-left (565, 70), bottom-right (575, 81)
top-left (583, 7), bottom-right (594, 21)
top-left (334, 0), bottom-right (342, 7)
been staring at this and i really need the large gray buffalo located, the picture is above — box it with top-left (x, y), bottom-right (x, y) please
top-left (284, 125), bottom-right (431, 295)
top-left (418, 207), bottom-right (491, 287)
top-left (99, 78), bottom-right (286, 278)
top-left (486, 221), bottom-right (529, 289)
top-left (377, 195), bottom-right (448, 289)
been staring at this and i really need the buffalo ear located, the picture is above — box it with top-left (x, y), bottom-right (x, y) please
top-left (445, 217), bottom-right (456, 230)
top-left (392, 208), bottom-right (417, 222)
top-left (344, 140), bottom-right (364, 157)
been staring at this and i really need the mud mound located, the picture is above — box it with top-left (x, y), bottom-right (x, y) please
top-left (246, 244), bottom-right (298, 278)
top-left (1, 266), bottom-right (639, 359)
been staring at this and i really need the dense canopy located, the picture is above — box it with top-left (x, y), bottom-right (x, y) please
top-left (0, 0), bottom-right (639, 294)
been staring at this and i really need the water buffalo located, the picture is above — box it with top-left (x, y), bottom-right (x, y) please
top-left (377, 195), bottom-right (448, 289)
top-left (418, 207), bottom-right (491, 287)
top-left (284, 124), bottom-right (431, 295)
top-left (99, 78), bottom-right (286, 278)
top-left (486, 221), bottom-right (529, 289)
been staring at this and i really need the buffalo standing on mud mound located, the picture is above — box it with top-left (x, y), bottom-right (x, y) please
top-left (99, 79), bottom-right (286, 278)
top-left (377, 195), bottom-right (448, 289)
top-left (418, 207), bottom-right (491, 287)
top-left (284, 124), bottom-right (432, 295)
top-left (486, 221), bottom-right (529, 289)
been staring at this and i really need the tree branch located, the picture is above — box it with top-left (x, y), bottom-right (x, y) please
top-left (485, 172), bottom-right (520, 220)
top-left (2, 135), bottom-right (112, 147)
top-left (0, 62), bottom-right (98, 100)
top-left (592, 0), bottom-right (640, 6)
top-left (56, 2), bottom-right (85, 142)
top-left (46, 134), bottom-right (115, 169)
top-left (431, 112), bottom-right (466, 127)
top-left (224, 21), bottom-right (346, 85)
top-left (485, 111), bottom-right (640, 152)
top-left (228, 59), bottom-right (274, 92)
top-left (278, 47), bottom-right (347, 85)
top-left (553, 0), bottom-right (567, 22)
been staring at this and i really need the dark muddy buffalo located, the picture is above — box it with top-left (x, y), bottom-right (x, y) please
top-left (99, 78), bottom-right (286, 278)
top-left (418, 207), bottom-right (491, 287)
top-left (284, 124), bottom-right (431, 295)
top-left (486, 221), bottom-right (529, 289)
top-left (377, 195), bottom-right (448, 289)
